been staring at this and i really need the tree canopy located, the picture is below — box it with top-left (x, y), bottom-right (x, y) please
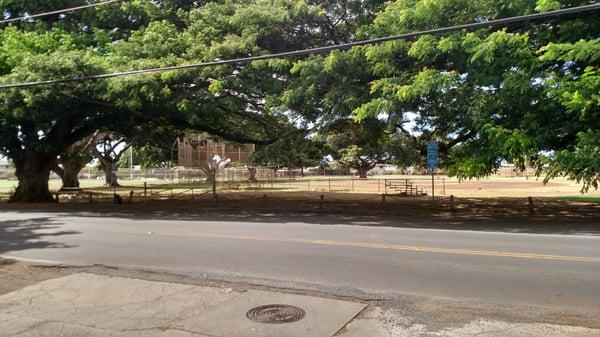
top-left (0, 0), bottom-right (385, 201)
top-left (283, 0), bottom-right (600, 189)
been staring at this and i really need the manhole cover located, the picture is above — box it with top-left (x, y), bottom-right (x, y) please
top-left (246, 304), bottom-right (306, 324)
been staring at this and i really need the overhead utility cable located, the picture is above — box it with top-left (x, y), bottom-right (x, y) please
top-left (0, 3), bottom-right (598, 89)
top-left (0, 0), bottom-right (123, 24)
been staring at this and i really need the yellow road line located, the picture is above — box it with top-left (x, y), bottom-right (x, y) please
top-left (111, 230), bottom-right (600, 263)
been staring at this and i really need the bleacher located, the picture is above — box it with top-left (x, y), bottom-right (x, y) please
top-left (384, 179), bottom-right (427, 196)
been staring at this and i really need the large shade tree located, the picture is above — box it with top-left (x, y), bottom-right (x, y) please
top-left (285, 0), bottom-right (600, 190)
top-left (1, 0), bottom-right (384, 202)
top-left (0, 27), bottom-right (118, 201)
top-left (0, 1), bottom-right (184, 201)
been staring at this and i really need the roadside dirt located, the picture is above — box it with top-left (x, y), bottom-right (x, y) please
top-left (0, 259), bottom-right (72, 296)
top-left (2, 191), bottom-right (599, 234)
top-left (3, 190), bottom-right (600, 217)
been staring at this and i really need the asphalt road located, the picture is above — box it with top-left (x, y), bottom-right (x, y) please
top-left (1, 211), bottom-right (599, 313)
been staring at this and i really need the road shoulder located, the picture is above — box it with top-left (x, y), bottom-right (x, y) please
top-left (1, 259), bottom-right (599, 337)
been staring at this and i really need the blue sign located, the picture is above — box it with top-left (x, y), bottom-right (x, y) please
top-left (427, 141), bottom-right (438, 169)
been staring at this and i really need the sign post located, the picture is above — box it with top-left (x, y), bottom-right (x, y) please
top-left (427, 141), bottom-right (438, 201)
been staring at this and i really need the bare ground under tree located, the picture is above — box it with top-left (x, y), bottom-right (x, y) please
top-left (1, 191), bottom-right (599, 235)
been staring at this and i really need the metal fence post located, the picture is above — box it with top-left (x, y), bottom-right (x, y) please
top-left (443, 178), bottom-right (446, 196)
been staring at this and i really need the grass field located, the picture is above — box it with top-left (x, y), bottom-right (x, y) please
top-left (1, 175), bottom-right (599, 200)
top-left (557, 196), bottom-right (600, 203)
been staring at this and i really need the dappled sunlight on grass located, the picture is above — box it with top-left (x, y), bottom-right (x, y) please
top-left (558, 196), bottom-right (600, 203)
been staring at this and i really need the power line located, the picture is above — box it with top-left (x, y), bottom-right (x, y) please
top-left (1, 3), bottom-right (598, 89)
top-left (0, 0), bottom-right (123, 25)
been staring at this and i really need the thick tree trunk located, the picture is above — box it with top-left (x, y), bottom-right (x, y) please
top-left (206, 171), bottom-right (217, 205)
top-left (356, 161), bottom-right (376, 179)
top-left (211, 175), bottom-right (217, 197)
top-left (61, 164), bottom-right (82, 189)
top-left (247, 167), bottom-right (258, 182)
top-left (358, 166), bottom-right (368, 179)
top-left (98, 158), bottom-right (119, 187)
top-left (10, 156), bottom-right (56, 203)
top-left (201, 168), bottom-right (217, 196)
top-left (104, 168), bottom-right (119, 187)
top-left (54, 160), bottom-right (85, 189)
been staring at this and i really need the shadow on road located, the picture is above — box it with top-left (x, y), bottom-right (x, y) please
top-left (0, 217), bottom-right (79, 256)
top-left (0, 203), bottom-right (599, 235)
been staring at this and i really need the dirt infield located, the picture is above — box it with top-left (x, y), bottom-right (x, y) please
top-left (446, 180), bottom-right (562, 189)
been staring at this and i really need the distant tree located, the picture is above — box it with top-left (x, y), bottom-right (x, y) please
top-left (92, 134), bottom-right (132, 187)
top-left (200, 155), bottom-right (230, 201)
top-left (326, 118), bottom-right (415, 178)
top-left (117, 145), bottom-right (172, 170)
top-left (52, 131), bottom-right (97, 189)
top-left (250, 128), bottom-right (327, 176)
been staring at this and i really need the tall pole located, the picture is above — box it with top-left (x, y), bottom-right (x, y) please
top-left (431, 169), bottom-right (435, 201)
top-left (170, 138), bottom-right (178, 168)
top-left (170, 138), bottom-right (179, 182)
top-left (129, 146), bottom-right (133, 180)
top-left (427, 140), bottom-right (438, 202)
